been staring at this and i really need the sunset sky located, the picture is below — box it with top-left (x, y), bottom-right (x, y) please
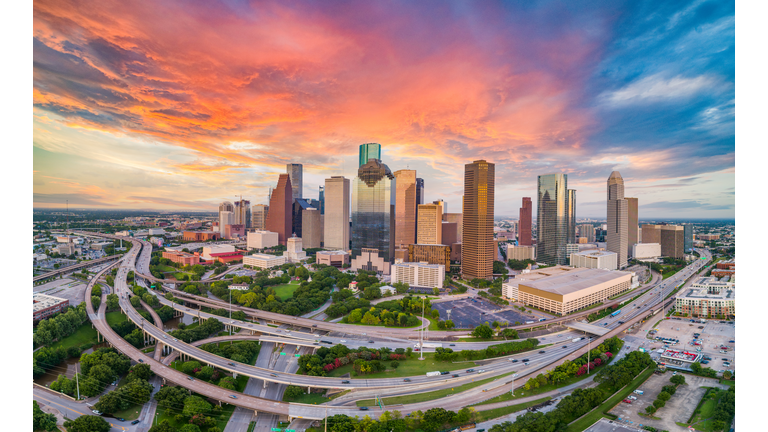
top-left (32, 0), bottom-right (735, 218)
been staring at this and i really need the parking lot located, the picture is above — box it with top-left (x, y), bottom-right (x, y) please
top-left (33, 276), bottom-right (89, 306)
top-left (650, 318), bottom-right (735, 373)
top-left (432, 298), bottom-right (534, 328)
top-left (609, 372), bottom-right (727, 432)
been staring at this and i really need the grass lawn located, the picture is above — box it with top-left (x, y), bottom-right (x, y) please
top-left (48, 321), bottom-right (98, 352)
top-left (357, 371), bottom-right (516, 407)
top-left (566, 367), bottom-right (655, 432)
top-left (662, 267), bottom-right (682, 280)
top-left (274, 281), bottom-right (300, 300)
top-left (111, 403), bottom-right (142, 421)
top-left (685, 387), bottom-right (723, 430)
top-left (106, 311), bottom-right (128, 327)
top-left (325, 352), bottom-right (476, 379)
top-left (155, 403), bottom-right (236, 432)
top-left (475, 397), bottom-right (552, 423)
top-left (155, 264), bottom-right (178, 273)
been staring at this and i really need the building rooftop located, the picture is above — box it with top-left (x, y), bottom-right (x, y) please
top-left (677, 286), bottom-right (735, 301)
top-left (571, 250), bottom-right (616, 258)
top-left (520, 267), bottom-right (631, 296)
top-left (393, 261), bottom-right (444, 269)
top-left (248, 253), bottom-right (284, 260)
top-left (33, 294), bottom-right (68, 312)
top-left (316, 250), bottom-right (349, 256)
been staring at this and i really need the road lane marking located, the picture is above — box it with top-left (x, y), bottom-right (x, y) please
top-left (35, 394), bottom-right (86, 416)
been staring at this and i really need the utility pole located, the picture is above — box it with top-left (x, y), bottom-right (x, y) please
top-left (229, 290), bottom-right (232, 336)
top-left (324, 403), bottom-right (328, 432)
top-left (75, 363), bottom-right (80, 400)
top-left (587, 338), bottom-right (592, 374)
top-left (419, 297), bottom-right (425, 360)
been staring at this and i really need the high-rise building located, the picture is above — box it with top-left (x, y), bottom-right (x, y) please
top-left (351, 159), bottom-right (395, 271)
top-left (579, 223), bottom-right (595, 242)
top-left (286, 163), bottom-right (303, 200)
top-left (683, 224), bottom-right (693, 252)
top-left (324, 176), bottom-right (350, 251)
top-left (407, 244), bottom-right (451, 268)
top-left (292, 198), bottom-right (319, 238)
top-left (433, 199), bottom-right (446, 214)
top-left (393, 169), bottom-right (417, 250)
top-left (462, 160), bottom-right (495, 280)
top-left (626, 197), bottom-right (638, 257)
top-left (567, 189), bottom-right (576, 244)
top-left (251, 204), bottom-right (269, 231)
top-left (641, 224), bottom-right (661, 244)
top-left (302, 208), bottom-right (323, 249)
top-left (319, 186), bottom-right (325, 215)
top-left (661, 225), bottom-right (685, 258)
top-left (417, 202), bottom-right (444, 244)
top-left (219, 211), bottom-right (233, 238)
top-left (218, 201), bottom-right (234, 237)
top-left (537, 173), bottom-right (569, 266)
top-left (607, 171), bottom-right (628, 268)
top-left (443, 213), bottom-right (463, 243)
top-left (416, 178), bottom-right (425, 205)
top-left (233, 199), bottom-right (251, 229)
top-left (358, 143), bottom-right (382, 167)
top-left (519, 197), bottom-right (532, 246)
top-left (265, 174), bottom-right (293, 245)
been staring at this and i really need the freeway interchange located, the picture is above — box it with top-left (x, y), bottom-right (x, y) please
top-left (80, 230), bottom-right (711, 421)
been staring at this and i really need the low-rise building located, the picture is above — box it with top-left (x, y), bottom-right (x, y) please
top-left (283, 235), bottom-right (308, 263)
top-left (675, 276), bottom-right (735, 318)
top-left (247, 231), bottom-right (279, 250)
top-left (392, 262), bottom-right (445, 288)
top-left (351, 248), bottom-right (391, 275)
top-left (507, 244), bottom-right (535, 261)
top-left (34, 294), bottom-right (69, 322)
top-left (569, 250), bottom-right (618, 271)
top-left (632, 243), bottom-right (661, 260)
top-left (162, 250), bottom-right (200, 266)
top-left (228, 283), bottom-right (250, 291)
top-left (182, 231), bottom-right (221, 242)
top-left (407, 244), bottom-right (451, 268)
top-left (243, 253), bottom-right (286, 269)
top-left (202, 245), bottom-right (235, 261)
top-left (208, 251), bottom-right (244, 264)
top-left (316, 250), bottom-right (350, 268)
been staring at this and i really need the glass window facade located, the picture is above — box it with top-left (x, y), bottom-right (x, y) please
top-left (537, 173), bottom-right (568, 266)
top-left (351, 159), bottom-right (395, 263)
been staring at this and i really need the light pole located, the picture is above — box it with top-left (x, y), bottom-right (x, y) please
top-left (587, 338), bottom-right (592, 374)
top-left (419, 297), bottom-right (425, 360)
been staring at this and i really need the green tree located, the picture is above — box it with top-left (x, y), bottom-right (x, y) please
top-left (431, 309), bottom-right (440, 320)
top-left (179, 425), bottom-right (202, 432)
top-left (348, 309), bottom-right (363, 323)
top-left (148, 420), bottom-right (176, 432)
top-left (653, 399), bottom-right (666, 409)
top-left (670, 374), bottom-right (686, 385)
top-left (127, 363), bottom-right (153, 382)
top-left (106, 293), bottom-right (119, 310)
top-left (390, 361), bottom-right (399, 369)
top-left (406, 347), bottom-right (413, 357)
top-left (183, 396), bottom-right (212, 418)
top-left (657, 391), bottom-right (671, 402)
top-left (63, 415), bottom-right (111, 432)
top-left (432, 287), bottom-right (440, 296)
top-left (690, 362), bottom-right (703, 374)
top-left (284, 385), bottom-right (304, 400)
top-left (33, 401), bottom-right (58, 432)
top-left (445, 320), bottom-right (455, 329)
top-left (471, 324), bottom-right (494, 339)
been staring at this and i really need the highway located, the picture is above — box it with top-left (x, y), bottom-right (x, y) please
top-left (33, 254), bottom-right (121, 282)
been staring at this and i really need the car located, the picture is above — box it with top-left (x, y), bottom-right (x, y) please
top-left (360, 407), bottom-right (369, 411)
top-left (92, 410), bottom-right (103, 415)
top-left (524, 362), bottom-right (529, 365)
top-left (729, 340), bottom-right (735, 343)
top-left (628, 396), bottom-right (637, 400)
top-left (132, 420), bottom-right (140, 425)
top-left (562, 345), bottom-right (568, 349)
top-left (342, 380), bottom-right (350, 384)
top-left (117, 418), bottom-right (125, 421)
top-left (187, 376), bottom-right (194, 381)
top-left (452, 374), bottom-right (459, 377)
top-left (539, 351), bottom-right (546, 354)
top-left (522, 358), bottom-right (530, 362)
top-left (229, 395), bottom-right (238, 399)
top-left (369, 340), bottom-right (374, 343)
top-left (477, 369), bottom-right (485, 373)
top-left (228, 362), bottom-right (236, 366)
top-left (466, 369), bottom-right (475, 373)
top-left (450, 344), bottom-right (455, 346)
top-left (511, 359), bottom-right (519, 363)
top-left (139, 359), bottom-right (144, 363)
top-left (603, 323), bottom-right (608, 326)
top-left (414, 348), bottom-right (420, 352)
top-left (404, 378), bottom-right (411, 382)
top-left (623, 399), bottom-right (632, 404)
top-left (270, 373), bottom-right (277, 377)
top-left (312, 324), bottom-right (318, 327)
top-left (340, 339), bottom-right (347, 343)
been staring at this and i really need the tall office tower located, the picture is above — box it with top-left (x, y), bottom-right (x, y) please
top-left (286, 164), bottom-right (303, 200)
top-left (324, 176), bottom-right (350, 250)
top-left (302, 208), bottom-right (323, 249)
top-left (607, 171), bottom-right (628, 268)
top-left (417, 202), bottom-right (444, 244)
top-left (319, 186), bottom-right (325, 215)
top-left (351, 159), bottom-right (395, 271)
top-left (265, 174), bottom-right (293, 245)
top-left (626, 197), bottom-right (639, 257)
top-left (579, 223), bottom-right (595, 242)
top-left (661, 225), bottom-right (685, 258)
top-left (519, 197), bottom-right (532, 246)
top-left (416, 178), bottom-right (425, 205)
top-left (641, 224), bottom-right (661, 244)
top-left (393, 169), bottom-right (418, 250)
top-left (462, 160), bottom-right (495, 280)
top-left (433, 199), bottom-right (446, 214)
top-left (292, 198), bottom-right (319, 238)
top-left (443, 213), bottom-right (463, 243)
top-left (251, 205), bottom-right (269, 231)
top-left (537, 173), bottom-right (569, 266)
top-left (218, 201), bottom-right (234, 236)
top-left (358, 143), bottom-right (382, 167)
top-left (567, 189), bottom-right (576, 244)
top-left (219, 211), bottom-right (233, 238)
top-left (233, 199), bottom-right (251, 229)
top-left (683, 224), bottom-right (693, 252)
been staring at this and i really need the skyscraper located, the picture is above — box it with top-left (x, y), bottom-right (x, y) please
top-left (579, 224), bottom-right (595, 242)
top-left (416, 178), bottom-right (425, 205)
top-left (302, 208), bottom-right (323, 249)
top-left (319, 186), bottom-right (325, 215)
top-left (626, 197), bottom-right (639, 257)
top-left (233, 199), bottom-right (251, 229)
top-left (607, 171), bottom-right (628, 268)
top-left (567, 189), bottom-right (576, 244)
top-left (218, 201), bottom-right (234, 236)
top-left (351, 159), bottom-right (395, 273)
top-left (683, 224), bottom-right (693, 252)
top-left (417, 202), bottom-right (443, 244)
top-left (443, 213), bottom-right (463, 243)
top-left (537, 173), bottom-right (568, 266)
top-left (286, 164), bottom-right (303, 200)
top-left (292, 198), bottom-right (319, 238)
top-left (661, 225), bottom-right (684, 258)
top-left (251, 204), bottom-right (268, 231)
top-left (219, 211), bottom-right (233, 238)
top-left (393, 169), bottom-right (417, 250)
top-left (265, 174), bottom-right (293, 245)
top-left (462, 160), bottom-right (495, 280)
top-left (518, 197), bottom-right (532, 246)
top-left (324, 176), bottom-right (350, 251)
top-left (358, 143), bottom-right (382, 167)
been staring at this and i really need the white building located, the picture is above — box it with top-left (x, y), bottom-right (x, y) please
top-left (228, 283), bottom-right (250, 291)
top-left (247, 230), bottom-right (279, 250)
top-left (148, 228), bottom-right (166, 235)
top-left (632, 243), bottom-right (661, 260)
top-left (569, 250), bottom-right (618, 271)
top-left (501, 280), bottom-right (519, 301)
top-left (283, 235), bottom-right (308, 263)
top-left (243, 253), bottom-right (286, 269)
top-left (507, 244), bottom-right (535, 261)
top-left (392, 262), bottom-right (445, 288)
top-left (380, 285), bottom-right (398, 295)
top-left (202, 244), bottom-right (235, 261)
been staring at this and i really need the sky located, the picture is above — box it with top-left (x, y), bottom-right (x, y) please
top-left (32, 0), bottom-right (735, 218)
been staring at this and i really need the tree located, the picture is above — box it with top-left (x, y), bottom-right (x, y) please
top-left (431, 309), bottom-right (440, 320)
top-left (471, 324), bottom-right (494, 339)
top-left (432, 287), bottom-right (440, 296)
top-left (657, 391), bottom-right (672, 402)
top-left (670, 374), bottom-right (686, 385)
top-left (183, 396), bottom-right (212, 418)
top-left (284, 385), bottom-right (304, 400)
top-left (406, 347), bottom-right (413, 357)
top-left (106, 293), bottom-right (119, 310)
top-left (690, 362), bottom-right (703, 374)
top-left (148, 420), bottom-right (176, 432)
top-left (63, 415), bottom-right (111, 432)
top-left (653, 399), bottom-right (666, 408)
top-left (390, 361), bottom-right (399, 369)
top-left (127, 363), bottom-right (153, 382)
top-left (445, 320), bottom-right (455, 329)
top-left (723, 370), bottom-right (733, 380)
top-left (179, 425), bottom-right (202, 432)
top-left (33, 401), bottom-right (57, 431)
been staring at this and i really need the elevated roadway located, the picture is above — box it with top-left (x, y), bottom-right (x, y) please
top-left (33, 255), bottom-right (121, 283)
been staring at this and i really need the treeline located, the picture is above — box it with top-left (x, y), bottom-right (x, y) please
top-left (168, 317), bottom-right (224, 343)
top-left (34, 303), bottom-right (88, 346)
top-left (490, 351), bottom-right (655, 432)
top-left (711, 387), bottom-right (735, 431)
top-left (200, 341), bottom-right (260, 364)
top-left (316, 407), bottom-right (479, 432)
top-left (344, 295), bottom-right (433, 327)
top-left (94, 363), bottom-right (154, 414)
top-left (325, 294), bottom-right (371, 318)
top-left (150, 386), bottom-right (227, 432)
top-left (298, 345), bottom-right (409, 376)
top-left (49, 347), bottom-right (132, 398)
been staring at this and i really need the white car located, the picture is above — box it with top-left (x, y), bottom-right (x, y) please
top-left (340, 339), bottom-right (347, 343)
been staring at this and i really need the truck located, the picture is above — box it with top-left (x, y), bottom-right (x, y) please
top-left (426, 371), bottom-right (441, 377)
top-left (422, 343), bottom-right (442, 348)
top-left (459, 424), bottom-right (476, 431)
top-left (572, 338), bottom-right (582, 343)
top-left (700, 319), bottom-right (706, 323)
top-left (525, 321), bottom-right (535, 324)
top-left (611, 309), bottom-right (622, 317)
top-left (634, 390), bottom-right (644, 395)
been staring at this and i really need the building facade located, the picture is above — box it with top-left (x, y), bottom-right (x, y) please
top-left (392, 262), bottom-right (445, 288)
top-left (33, 294), bottom-right (69, 322)
top-left (443, 213), bottom-right (463, 243)
top-left (316, 250), bottom-right (350, 268)
top-left (507, 244), bottom-right (535, 261)
top-left (578, 224), bottom-right (595, 242)
top-left (359, 143), bottom-right (382, 167)
top-left (661, 225), bottom-right (685, 258)
top-left (537, 173), bottom-right (569, 266)
top-left (219, 210), bottom-right (233, 239)
top-left (408, 244), bottom-right (451, 268)
top-left (519, 197), bottom-right (532, 246)
top-left (243, 253), bottom-right (286, 269)
top-left (632, 243), bottom-right (661, 260)
top-left (567, 189), bottom-right (577, 244)
top-left (626, 197), bottom-right (638, 257)
top-left (350, 248), bottom-right (391, 275)
top-left (182, 231), bottom-right (221, 242)
top-left (462, 160), bottom-right (495, 280)
top-left (265, 174), bottom-right (293, 245)
top-left (202, 245), bottom-right (235, 261)
top-left (393, 169), bottom-right (418, 250)
top-left (417, 202), bottom-right (443, 245)
top-left (286, 163), bottom-right (303, 200)
top-left (233, 199), bottom-right (251, 229)
top-left (218, 201), bottom-right (234, 237)
top-left (675, 276), bottom-right (735, 318)
top-left (351, 159), bottom-right (395, 272)
top-left (683, 224), bottom-right (693, 252)
top-left (641, 224), bottom-right (661, 244)
top-left (324, 176), bottom-right (350, 251)
top-left (283, 235), bottom-right (308, 263)
top-left (301, 208), bottom-right (323, 249)
top-left (606, 171), bottom-right (628, 268)
top-left (247, 231), bottom-right (279, 250)
top-left (570, 250), bottom-right (618, 271)
top-left (162, 250), bottom-right (200, 265)
top-left (251, 204), bottom-right (269, 231)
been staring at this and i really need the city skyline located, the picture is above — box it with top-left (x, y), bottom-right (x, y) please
top-left (32, 0), bottom-right (734, 218)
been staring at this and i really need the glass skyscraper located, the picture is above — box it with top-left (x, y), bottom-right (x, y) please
top-left (683, 224), bottom-right (693, 252)
top-left (567, 189), bottom-right (576, 244)
top-left (358, 143), bottom-right (382, 167)
top-left (351, 158), bottom-right (395, 265)
top-left (607, 171), bottom-right (628, 268)
top-left (537, 173), bottom-right (569, 266)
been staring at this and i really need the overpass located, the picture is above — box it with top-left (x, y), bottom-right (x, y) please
top-left (33, 255), bottom-right (121, 283)
top-left (564, 321), bottom-right (612, 336)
